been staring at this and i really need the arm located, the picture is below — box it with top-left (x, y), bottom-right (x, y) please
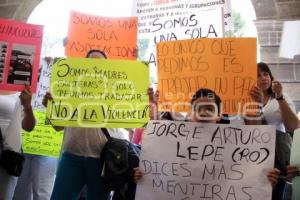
top-left (267, 168), bottom-right (280, 189)
top-left (244, 86), bottom-right (264, 125)
top-left (20, 85), bottom-right (36, 131)
top-left (148, 88), bottom-right (159, 120)
top-left (287, 165), bottom-right (299, 181)
top-left (42, 92), bottom-right (64, 131)
top-left (272, 80), bottom-right (300, 132)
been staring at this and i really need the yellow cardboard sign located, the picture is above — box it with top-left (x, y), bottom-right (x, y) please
top-left (22, 111), bottom-right (63, 157)
top-left (46, 58), bottom-right (149, 128)
top-left (157, 38), bottom-right (257, 114)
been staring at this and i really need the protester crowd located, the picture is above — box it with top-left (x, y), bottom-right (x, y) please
top-left (0, 20), bottom-right (299, 200)
top-left (1, 54), bottom-right (299, 200)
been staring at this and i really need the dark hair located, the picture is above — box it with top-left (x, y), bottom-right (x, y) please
top-left (257, 62), bottom-right (274, 96)
top-left (86, 49), bottom-right (107, 58)
top-left (159, 112), bottom-right (174, 120)
top-left (191, 88), bottom-right (222, 114)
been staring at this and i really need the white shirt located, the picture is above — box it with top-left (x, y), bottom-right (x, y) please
top-left (62, 127), bottom-right (128, 158)
top-left (263, 93), bottom-right (296, 132)
top-left (0, 93), bottom-right (22, 152)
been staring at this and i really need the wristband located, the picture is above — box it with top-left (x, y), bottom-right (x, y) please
top-left (276, 95), bottom-right (284, 101)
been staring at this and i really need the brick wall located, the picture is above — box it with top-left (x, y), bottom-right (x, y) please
top-left (252, 0), bottom-right (300, 113)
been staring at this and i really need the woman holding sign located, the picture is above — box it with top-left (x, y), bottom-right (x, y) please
top-left (43, 49), bottom-right (128, 200)
top-left (0, 85), bottom-right (36, 200)
top-left (257, 62), bottom-right (300, 200)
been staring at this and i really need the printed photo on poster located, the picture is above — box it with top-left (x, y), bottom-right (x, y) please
top-left (7, 44), bottom-right (35, 85)
top-left (0, 42), bottom-right (8, 83)
top-left (0, 18), bottom-right (43, 92)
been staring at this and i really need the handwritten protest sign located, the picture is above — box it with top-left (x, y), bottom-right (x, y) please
top-left (33, 58), bottom-right (53, 110)
top-left (136, 120), bottom-right (275, 200)
top-left (135, 6), bottom-right (224, 82)
top-left (0, 18), bottom-right (43, 92)
top-left (46, 58), bottom-right (149, 128)
top-left (22, 111), bottom-right (63, 157)
top-left (290, 128), bottom-right (300, 200)
top-left (134, 0), bottom-right (231, 84)
top-left (134, 0), bottom-right (232, 38)
top-left (157, 37), bottom-right (257, 114)
top-left (65, 11), bottom-right (138, 60)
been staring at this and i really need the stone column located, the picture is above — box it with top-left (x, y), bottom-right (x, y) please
top-left (0, 0), bottom-right (42, 21)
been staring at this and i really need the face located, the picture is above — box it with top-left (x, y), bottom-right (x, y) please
top-left (88, 52), bottom-right (106, 59)
top-left (257, 70), bottom-right (271, 91)
top-left (190, 97), bottom-right (220, 123)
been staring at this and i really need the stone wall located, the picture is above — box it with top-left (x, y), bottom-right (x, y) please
top-left (252, 0), bottom-right (300, 113)
top-left (0, 0), bottom-right (42, 21)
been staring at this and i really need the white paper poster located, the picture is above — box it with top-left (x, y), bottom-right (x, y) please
top-left (134, 0), bottom-right (231, 82)
top-left (32, 57), bottom-right (52, 110)
top-left (136, 121), bottom-right (276, 200)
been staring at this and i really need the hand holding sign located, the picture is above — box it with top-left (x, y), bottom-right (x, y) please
top-left (42, 92), bottom-right (53, 107)
top-left (19, 84), bottom-right (32, 110)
